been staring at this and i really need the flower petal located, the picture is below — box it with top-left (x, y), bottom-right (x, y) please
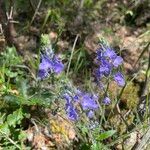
top-left (114, 72), bottom-right (125, 86)
top-left (52, 57), bottom-right (64, 74)
top-left (87, 110), bottom-right (94, 118)
top-left (113, 56), bottom-right (123, 67)
top-left (81, 93), bottom-right (98, 110)
top-left (38, 69), bottom-right (49, 79)
top-left (103, 47), bottom-right (117, 60)
top-left (102, 97), bottom-right (111, 105)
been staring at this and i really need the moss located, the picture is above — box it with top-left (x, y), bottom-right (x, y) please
top-left (121, 82), bottom-right (139, 110)
top-left (108, 81), bottom-right (139, 110)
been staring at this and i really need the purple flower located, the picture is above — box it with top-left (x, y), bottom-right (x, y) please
top-left (63, 93), bottom-right (78, 120)
top-left (73, 95), bottom-right (79, 101)
top-left (95, 42), bottom-right (125, 89)
top-left (100, 59), bottom-right (112, 76)
top-left (103, 47), bottom-right (117, 60)
top-left (94, 69), bottom-right (103, 79)
top-left (96, 49), bottom-right (104, 62)
top-left (39, 54), bottom-right (52, 71)
top-left (38, 54), bottom-right (52, 79)
top-left (113, 56), bottom-right (123, 67)
top-left (114, 72), bottom-right (125, 86)
top-left (38, 69), bottom-right (49, 79)
top-left (52, 57), bottom-right (64, 74)
top-left (63, 90), bottom-right (99, 121)
top-left (102, 97), bottom-right (111, 105)
top-left (38, 52), bottom-right (64, 79)
top-left (81, 93), bottom-right (98, 110)
top-left (63, 93), bottom-right (72, 106)
top-left (67, 105), bottom-right (78, 121)
top-left (73, 89), bottom-right (82, 102)
top-left (87, 110), bottom-right (94, 118)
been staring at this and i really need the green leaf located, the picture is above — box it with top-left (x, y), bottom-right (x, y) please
top-left (18, 131), bottom-right (27, 141)
top-left (5, 69), bottom-right (18, 78)
top-left (41, 34), bottom-right (51, 46)
top-left (20, 80), bottom-right (28, 98)
top-left (7, 108), bottom-right (24, 127)
top-left (0, 123), bottom-right (10, 136)
top-left (2, 47), bottom-right (22, 66)
top-left (4, 95), bottom-right (21, 105)
top-left (26, 98), bottom-right (43, 105)
top-left (96, 130), bottom-right (116, 141)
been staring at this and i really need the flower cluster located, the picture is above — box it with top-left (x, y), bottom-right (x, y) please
top-left (95, 41), bottom-right (125, 104)
top-left (37, 37), bottom-right (125, 122)
top-left (63, 90), bottom-right (99, 121)
top-left (38, 46), bottom-right (64, 80)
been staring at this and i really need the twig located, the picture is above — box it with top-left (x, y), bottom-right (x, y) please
top-left (133, 42), bottom-right (150, 69)
top-left (31, 118), bottom-right (39, 132)
top-left (141, 43), bottom-right (150, 96)
top-left (137, 43), bottom-right (150, 118)
top-left (66, 34), bottom-right (79, 76)
top-left (134, 126), bottom-right (150, 150)
top-left (0, 131), bottom-right (21, 149)
top-left (116, 104), bottom-right (129, 129)
top-left (1, 2), bottom-right (23, 55)
top-left (0, 23), bottom-right (3, 34)
top-left (124, 110), bottom-right (131, 118)
top-left (29, 0), bottom-right (36, 11)
top-left (79, 0), bottom-right (84, 9)
top-left (30, 0), bottom-right (42, 25)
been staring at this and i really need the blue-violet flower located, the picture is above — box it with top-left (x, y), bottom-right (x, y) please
top-left (114, 72), bottom-right (125, 87)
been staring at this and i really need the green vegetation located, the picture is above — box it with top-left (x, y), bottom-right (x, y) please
top-left (0, 0), bottom-right (150, 149)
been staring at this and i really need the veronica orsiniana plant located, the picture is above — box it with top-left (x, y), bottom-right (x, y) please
top-left (63, 89), bottom-right (99, 121)
top-left (95, 39), bottom-right (125, 104)
top-left (37, 41), bottom-right (64, 80)
top-left (38, 53), bottom-right (64, 79)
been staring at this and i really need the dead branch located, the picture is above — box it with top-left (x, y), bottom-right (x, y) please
top-left (133, 126), bottom-right (150, 150)
top-left (0, 0), bottom-right (23, 55)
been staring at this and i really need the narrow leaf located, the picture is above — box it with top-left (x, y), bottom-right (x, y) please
top-left (96, 130), bottom-right (116, 141)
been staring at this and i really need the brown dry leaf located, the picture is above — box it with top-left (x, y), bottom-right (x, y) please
top-left (25, 113), bottom-right (76, 150)
top-left (33, 132), bottom-right (55, 150)
top-left (115, 143), bottom-right (123, 150)
top-left (124, 131), bottom-right (142, 150)
top-left (33, 132), bottom-right (47, 150)
top-left (9, 89), bottom-right (19, 95)
top-left (49, 32), bottom-right (58, 42)
top-left (26, 126), bottom-right (55, 150)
